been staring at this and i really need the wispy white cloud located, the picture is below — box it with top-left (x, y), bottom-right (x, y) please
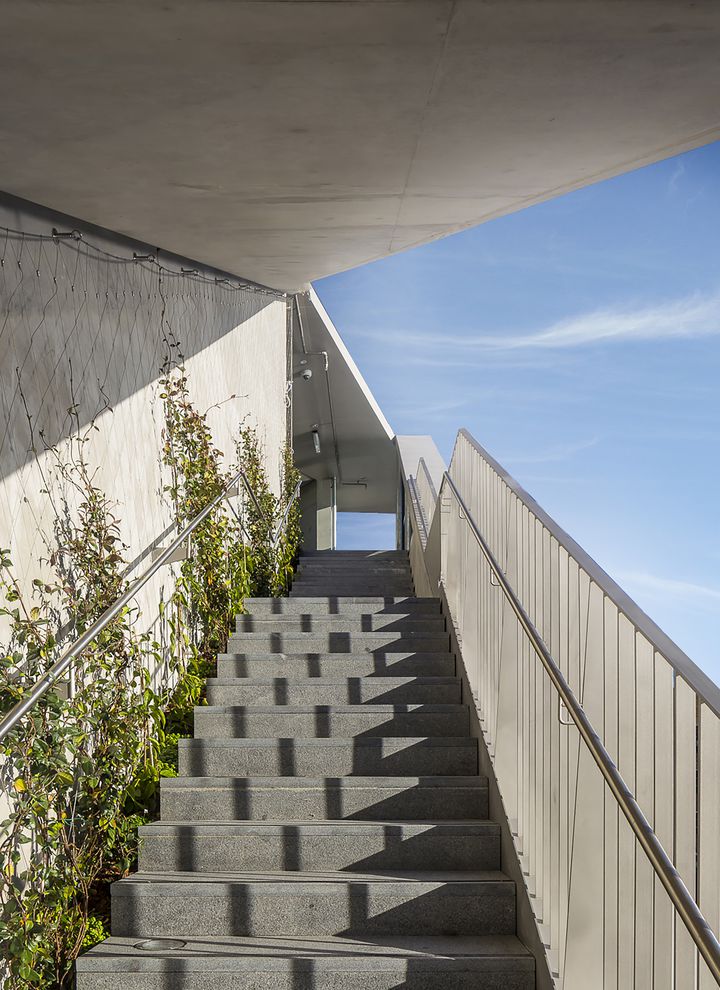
top-left (390, 396), bottom-right (472, 417)
top-left (503, 436), bottom-right (600, 465)
top-left (667, 160), bottom-right (685, 196)
top-left (619, 572), bottom-right (720, 608)
top-left (349, 290), bottom-right (720, 351)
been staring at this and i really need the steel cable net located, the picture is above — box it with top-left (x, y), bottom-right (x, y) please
top-left (0, 218), bottom-right (286, 613)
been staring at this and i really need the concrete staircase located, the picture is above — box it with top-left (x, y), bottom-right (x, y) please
top-left (77, 550), bottom-right (534, 989)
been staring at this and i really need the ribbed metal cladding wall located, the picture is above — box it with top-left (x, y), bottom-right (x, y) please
top-left (407, 427), bottom-right (720, 989)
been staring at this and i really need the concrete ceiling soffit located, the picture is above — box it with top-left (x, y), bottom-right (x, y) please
top-left (2, 2), bottom-right (720, 287)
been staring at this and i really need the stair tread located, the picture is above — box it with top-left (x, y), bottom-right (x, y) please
top-left (161, 775), bottom-right (487, 787)
top-left (220, 652), bottom-right (455, 659)
top-left (114, 869), bottom-right (512, 886)
top-left (78, 933), bottom-right (534, 967)
top-left (206, 676), bottom-right (458, 684)
top-left (198, 704), bottom-right (467, 713)
top-left (140, 820), bottom-right (498, 832)
top-left (230, 631), bottom-right (444, 638)
top-left (179, 736), bottom-right (476, 746)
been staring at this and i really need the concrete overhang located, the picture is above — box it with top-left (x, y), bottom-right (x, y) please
top-left (292, 288), bottom-right (396, 514)
top-left (2, 2), bottom-right (720, 290)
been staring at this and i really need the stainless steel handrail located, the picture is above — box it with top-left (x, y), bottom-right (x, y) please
top-left (272, 479), bottom-right (301, 548)
top-left (0, 466), bottom-right (290, 744)
top-left (416, 457), bottom-right (438, 503)
top-left (442, 469), bottom-right (720, 984)
top-left (406, 475), bottom-right (429, 548)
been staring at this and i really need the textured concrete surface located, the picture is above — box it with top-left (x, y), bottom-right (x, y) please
top-left (193, 705), bottom-right (469, 739)
top-left (227, 633), bottom-right (451, 653)
top-left (4, 2), bottom-right (720, 289)
top-left (204, 676), bottom-right (461, 706)
top-left (111, 871), bottom-right (517, 937)
top-left (216, 653), bottom-right (457, 678)
top-left (137, 820), bottom-right (501, 872)
top-left (159, 776), bottom-right (489, 822)
top-left (77, 935), bottom-right (534, 990)
top-left (235, 615), bottom-right (446, 632)
top-left (242, 596), bottom-right (441, 613)
top-left (80, 557), bottom-right (532, 985)
top-left (178, 736), bottom-right (478, 778)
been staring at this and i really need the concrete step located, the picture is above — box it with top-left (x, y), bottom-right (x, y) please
top-left (193, 705), bottom-right (469, 739)
top-left (242, 596), bottom-right (441, 615)
top-left (297, 556), bottom-right (410, 566)
top-left (110, 870), bottom-right (517, 938)
top-left (217, 652), bottom-right (456, 678)
top-left (77, 934), bottom-right (534, 990)
top-left (178, 737), bottom-right (478, 777)
top-left (205, 676), bottom-right (461, 706)
top-left (295, 565), bottom-right (412, 577)
top-left (289, 589), bottom-right (416, 600)
top-left (291, 575), bottom-right (413, 585)
top-left (137, 821), bottom-right (501, 873)
top-left (227, 632), bottom-right (450, 653)
top-left (236, 614), bottom-right (445, 632)
top-left (293, 569), bottom-right (412, 595)
top-left (300, 551), bottom-right (409, 559)
top-left (159, 775), bottom-right (489, 822)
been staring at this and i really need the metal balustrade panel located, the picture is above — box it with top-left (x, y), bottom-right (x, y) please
top-left (401, 427), bottom-right (720, 989)
top-left (675, 675), bottom-right (699, 988)
top-left (700, 706), bottom-right (720, 990)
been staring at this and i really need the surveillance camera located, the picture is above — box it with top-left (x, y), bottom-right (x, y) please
top-left (301, 368), bottom-right (313, 381)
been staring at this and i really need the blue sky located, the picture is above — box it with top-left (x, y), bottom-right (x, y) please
top-left (315, 141), bottom-right (720, 684)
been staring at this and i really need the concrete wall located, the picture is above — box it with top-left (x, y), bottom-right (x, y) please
top-left (0, 193), bottom-right (288, 643)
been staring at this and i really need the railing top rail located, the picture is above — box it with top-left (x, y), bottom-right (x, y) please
top-left (454, 427), bottom-right (720, 719)
top-left (442, 469), bottom-right (720, 984)
top-left (406, 474), bottom-right (429, 549)
top-left (416, 457), bottom-right (438, 503)
top-left (271, 479), bottom-right (302, 548)
top-left (0, 465), bottom-right (292, 744)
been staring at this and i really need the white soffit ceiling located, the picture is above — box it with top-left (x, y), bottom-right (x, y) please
top-left (292, 288), bottom-right (397, 514)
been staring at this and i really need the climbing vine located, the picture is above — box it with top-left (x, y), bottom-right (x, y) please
top-left (160, 371), bottom-right (251, 661)
top-left (235, 427), bottom-right (302, 598)
top-left (0, 431), bottom-right (163, 988)
top-left (0, 370), bottom-right (302, 988)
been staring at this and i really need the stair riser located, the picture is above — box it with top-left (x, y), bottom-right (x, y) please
top-left (205, 681), bottom-right (461, 706)
top-left (236, 617), bottom-right (445, 632)
top-left (245, 597), bottom-right (437, 611)
top-left (78, 971), bottom-right (533, 990)
top-left (295, 569), bottom-right (412, 579)
top-left (228, 636), bottom-right (450, 653)
top-left (193, 710), bottom-right (469, 739)
top-left (111, 882), bottom-right (516, 937)
top-left (293, 570), bottom-right (411, 578)
top-left (292, 574), bottom-right (413, 598)
top-left (138, 832), bottom-right (500, 873)
top-left (297, 560), bottom-right (411, 568)
top-left (178, 740), bottom-right (478, 777)
top-left (159, 782), bottom-right (489, 822)
top-left (300, 552), bottom-right (409, 558)
top-left (289, 592), bottom-right (417, 601)
top-left (243, 606), bottom-right (440, 619)
top-left (217, 655), bottom-right (456, 678)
